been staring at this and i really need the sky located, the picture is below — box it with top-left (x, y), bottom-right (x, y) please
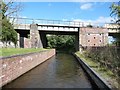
top-left (19, 2), bottom-right (115, 23)
top-left (16, 2), bottom-right (118, 43)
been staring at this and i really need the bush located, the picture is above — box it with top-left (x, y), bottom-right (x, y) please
top-left (47, 35), bottom-right (75, 52)
top-left (84, 46), bottom-right (120, 77)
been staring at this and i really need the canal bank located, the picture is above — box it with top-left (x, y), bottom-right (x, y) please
top-left (0, 49), bottom-right (55, 87)
top-left (3, 53), bottom-right (94, 88)
top-left (73, 52), bottom-right (111, 89)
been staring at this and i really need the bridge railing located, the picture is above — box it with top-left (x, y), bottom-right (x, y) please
top-left (8, 17), bottom-right (120, 32)
top-left (9, 17), bottom-right (105, 27)
top-left (9, 17), bottom-right (85, 27)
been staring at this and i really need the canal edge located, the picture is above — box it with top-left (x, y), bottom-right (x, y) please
top-left (72, 53), bottom-right (112, 90)
top-left (1, 49), bottom-right (56, 87)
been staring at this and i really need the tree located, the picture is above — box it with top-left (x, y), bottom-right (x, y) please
top-left (110, 1), bottom-right (120, 24)
top-left (110, 2), bottom-right (120, 46)
top-left (1, 15), bottom-right (18, 47)
top-left (86, 24), bottom-right (93, 28)
top-left (1, 0), bottom-right (22, 19)
top-left (47, 35), bottom-right (75, 52)
top-left (0, 1), bottom-right (21, 47)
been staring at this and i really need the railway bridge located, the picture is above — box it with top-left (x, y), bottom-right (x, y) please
top-left (10, 17), bottom-right (119, 51)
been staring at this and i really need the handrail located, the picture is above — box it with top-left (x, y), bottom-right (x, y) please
top-left (9, 17), bottom-right (83, 27)
top-left (8, 17), bottom-right (119, 29)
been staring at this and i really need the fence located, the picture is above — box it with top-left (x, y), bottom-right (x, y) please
top-left (8, 17), bottom-right (109, 28)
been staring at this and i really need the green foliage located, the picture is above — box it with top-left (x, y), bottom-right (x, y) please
top-left (1, 2), bottom-right (18, 47)
top-left (47, 35), bottom-right (75, 52)
top-left (1, 17), bottom-right (18, 47)
top-left (75, 51), bottom-right (119, 88)
top-left (83, 47), bottom-right (120, 78)
top-left (110, 2), bottom-right (120, 46)
top-left (110, 2), bottom-right (120, 23)
top-left (86, 25), bottom-right (93, 28)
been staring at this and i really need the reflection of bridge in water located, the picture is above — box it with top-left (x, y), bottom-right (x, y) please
top-left (9, 17), bottom-right (120, 50)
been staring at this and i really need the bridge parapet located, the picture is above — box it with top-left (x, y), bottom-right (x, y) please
top-left (38, 25), bottom-right (78, 32)
top-left (104, 23), bottom-right (119, 29)
top-left (108, 29), bottom-right (120, 33)
top-left (13, 24), bottom-right (79, 32)
top-left (104, 23), bottom-right (120, 33)
top-left (14, 24), bottom-right (30, 30)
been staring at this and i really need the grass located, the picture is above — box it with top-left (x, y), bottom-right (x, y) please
top-left (75, 51), bottom-right (119, 89)
top-left (0, 48), bottom-right (47, 57)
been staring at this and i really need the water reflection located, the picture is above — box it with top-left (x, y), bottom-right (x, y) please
top-left (55, 53), bottom-right (82, 78)
top-left (3, 53), bottom-right (93, 88)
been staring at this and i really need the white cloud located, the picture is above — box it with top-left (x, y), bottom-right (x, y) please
top-left (95, 16), bottom-right (115, 23)
top-left (80, 3), bottom-right (93, 10)
top-left (72, 16), bottom-right (115, 27)
top-left (73, 16), bottom-right (115, 23)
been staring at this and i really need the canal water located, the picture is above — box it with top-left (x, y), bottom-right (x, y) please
top-left (3, 53), bottom-right (94, 88)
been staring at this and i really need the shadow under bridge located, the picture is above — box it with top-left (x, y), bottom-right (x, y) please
top-left (38, 25), bottom-right (80, 51)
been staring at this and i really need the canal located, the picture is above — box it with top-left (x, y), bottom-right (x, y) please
top-left (3, 53), bottom-right (94, 88)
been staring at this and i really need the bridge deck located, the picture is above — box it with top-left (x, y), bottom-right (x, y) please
top-left (14, 24), bottom-right (119, 34)
top-left (14, 24), bottom-right (79, 32)
top-left (10, 17), bottom-right (119, 33)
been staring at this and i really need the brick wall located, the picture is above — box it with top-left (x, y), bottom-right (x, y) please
top-left (24, 38), bottom-right (31, 48)
top-left (0, 49), bottom-right (55, 87)
top-left (79, 27), bottom-right (108, 47)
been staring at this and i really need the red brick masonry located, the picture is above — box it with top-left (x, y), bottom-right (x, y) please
top-left (0, 49), bottom-right (55, 87)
